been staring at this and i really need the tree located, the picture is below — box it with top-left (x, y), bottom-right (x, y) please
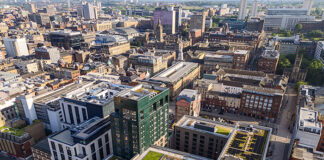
top-left (308, 59), bottom-right (323, 70)
top-left (295, 81), bottom-right (308, 91)
top-left (294, 24), bottom-right (303, 33)
top-left (276, 55), bottom-right (292, 74)
top-left (306, 59), bottom-right (324, 86)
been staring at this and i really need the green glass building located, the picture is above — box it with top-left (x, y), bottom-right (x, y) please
top-left (111, 84), bottom-right (169, 159)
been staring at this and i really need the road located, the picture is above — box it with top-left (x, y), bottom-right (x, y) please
top-left (271, 86), bottom-right (297, 160)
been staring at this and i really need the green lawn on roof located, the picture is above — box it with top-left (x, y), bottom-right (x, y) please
top-left (143, 151), bottom-right (163, 160)
top-left (216, 126), bottom-right (231, 136)
top-left (0, 127), bottom-right (24, 136)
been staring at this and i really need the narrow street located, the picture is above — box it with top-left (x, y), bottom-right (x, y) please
top-left (271, 86), bottom-right (297, 160)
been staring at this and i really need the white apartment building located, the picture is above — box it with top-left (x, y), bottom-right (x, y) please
top-left (3, 37), bottom-right (29, 57)
top-left (48, 117), bottom-right (113, 160)
top-left (238, 0), bottom-right (248, 20)
top-left (296, 107), bottom-right (322, 149)
top-left (83, 3), bottom-right (98, 20)
top-left (59, 81), bottom-right (130, 128)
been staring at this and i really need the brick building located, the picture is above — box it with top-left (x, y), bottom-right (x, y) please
top-left (257, 49), bottom-right (280, 73)
top-left (175, 89), bottom-right (201, 121)
top-left (239, 85), bottom-right (284, 122)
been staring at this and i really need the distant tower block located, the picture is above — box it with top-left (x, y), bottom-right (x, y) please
top-left (67, 0), bottom-right (71, 10)
top-left (238, 0), bottom-right (248, 20)
top-left (251, 0), bottom-right (258, 17)
top-left (303, 0), bottom-right (313, 16)
top-left (322, 9), bottom-right (324, 20)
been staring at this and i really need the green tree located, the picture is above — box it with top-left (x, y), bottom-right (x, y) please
top-left (306, 59), bottom-right (324, 86)
top-left (308, 59), bottom-right (323, 70)
top-left (294, 24), bottom-right (303, 33)
top-left (295, 81), bottom-right (308, 91)
top-left (276, 55), bottom-right (292, 74)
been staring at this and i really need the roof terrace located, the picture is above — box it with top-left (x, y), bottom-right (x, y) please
top-left (220, 124), bottom-right (272, 160)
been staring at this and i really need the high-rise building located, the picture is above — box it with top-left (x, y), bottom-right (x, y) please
top-left (111, 84), bottom-right (169, 159)
top-left (3, 37), bottom-right (29, 57)
top-left (24, 3), bottom-right (36, 13)
top-left (83, 3), bottom-right (98, 20)
top-left (174, 6), bottom-right (182, 31)
top-left (251, 0), bottom-right (258, 17)
top-left (238, 0), bottom-right (248, 20)
top-left (303, 0), bottom-right (313, 16)
top-left (190, 14), bottom-right (206, 33)
top-left (67, 0), bottom-right (71, 10)
top-left (322, 9), bottom-right (324, 20)
top-left (153, 7), bottom-right (176, 34)
top-left (48, 117), bottom-right (113, 160)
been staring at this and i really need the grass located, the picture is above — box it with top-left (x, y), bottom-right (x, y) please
top-left (0, 127), bottom-right (25, 136)
top-left (143, 151), bottom-right (163, 160)
top-left (216, 126), bottom-right (232, 136)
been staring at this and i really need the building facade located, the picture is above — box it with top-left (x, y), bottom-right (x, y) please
top-left (48, 117), bottom-right (113, 160)
top-left (239, 85), bottom-right (284, 122)
top-left (257, 49), bottom-right (279, 73)
top-left (150, 62), bottom-right (200, 100)
top-left (172, 115), bottom-right (235, 159)
top-left (3, 37), bottom-right (29, 57)
top-left (175, 89), bottom-right (201, 121)
top-left (111, 84), bottom-right (169, 159)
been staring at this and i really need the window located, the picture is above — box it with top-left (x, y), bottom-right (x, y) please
top-left (82, 147), bottom-right (86, 155)
top-left (165, 95), bottom-right (168, 102)
top-left (74, 106), bottom-right (80, 124)
top-left (82, 108), bottom-right (87, 121)
top-left (99, 148), bottom-right (104, 160)
top-left (92, 153), bottom-right (97, 160)
top-left (91, 143), bottom-right (95, 152)
top-left (51, 141), bottom-right (56, 151)
top-left (106, 143), bottom-right (110, 155)
top-left (58, 144), bottom-right (63, 153)
top-left (105, 134), bottom-right (109, 143)
top-left (67, 105), bottom-right (74, 124)
top-left (160, 99), bottom-right (163, 106)
top-left (98, 138), bottom-right (103, 148)
top-left (67, 147), bottom-right (72, 156)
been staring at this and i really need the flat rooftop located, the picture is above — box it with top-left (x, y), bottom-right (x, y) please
top-left (133, 146), bottom-right (211, 160)
top-left (243, 85), bottom-right (284, 96)
top-left (65, 81), bottom-right (130, 105)
top-left (118, 84), bottom-right (166, 101)
top-left (220, 124), bottom-right (272, 160)
top-left (72, 117), bottom-right (110, 140)
top-left (50, 129), bottom-right (75, 145)
top-left (261, 49), bottom-right (280, 59)
top-left (32, 138), bottom-right (51, 154)
top-left (176, 115), bottom-right (235, 137)
top-left (299, 108), bottom-right (322, 130)
top-left (34, 79), bottom-right (94, 104)
top-left (150, 62), bottom-right (198, 83)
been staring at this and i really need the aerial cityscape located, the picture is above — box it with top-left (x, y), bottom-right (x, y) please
top-left (0, 0), bottom-right (323, 160)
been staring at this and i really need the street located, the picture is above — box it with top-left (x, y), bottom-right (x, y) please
top-left (271, 86), bottom-right (297, 160)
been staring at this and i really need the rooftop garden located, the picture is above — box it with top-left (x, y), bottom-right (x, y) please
top-left (0, 126), bottom-right (25, 136)
top-left (143, 151), bottom-right (163, 160)
top-left (216, 126), bottom-right (232, 136)
top-left (227, 130), bottom-right (268, 160)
